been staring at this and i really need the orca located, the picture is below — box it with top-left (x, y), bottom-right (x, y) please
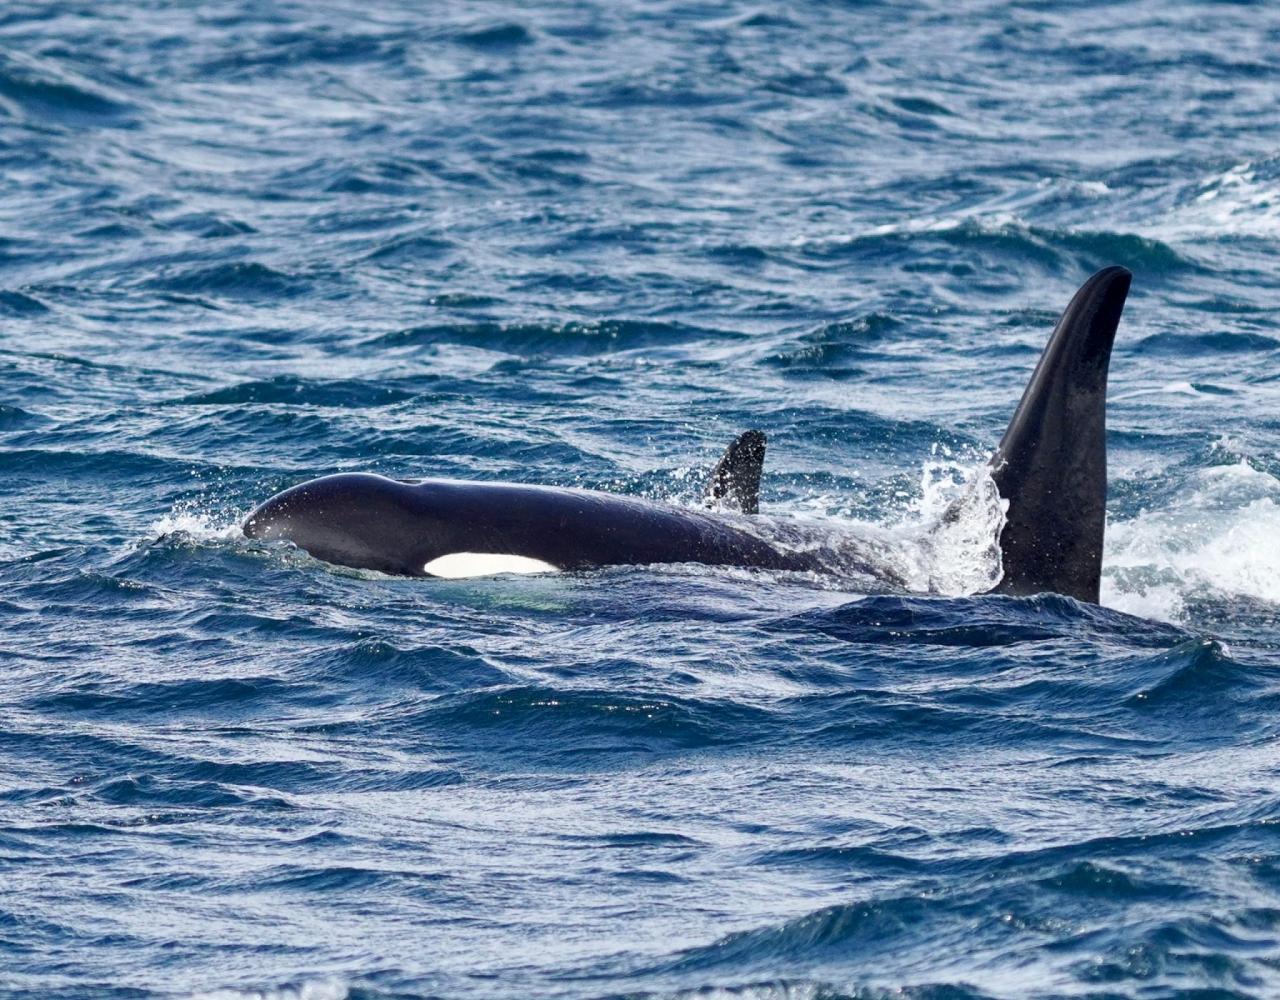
top-left (243, 266), bottom-right (1131, 602)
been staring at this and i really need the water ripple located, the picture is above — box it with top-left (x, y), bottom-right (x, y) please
top-left (4, 1), bottom-right (1280, 998)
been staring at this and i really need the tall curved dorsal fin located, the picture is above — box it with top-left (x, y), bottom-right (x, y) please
top-left (704, 430), bottom-right (766, 514)
top-left (989, 266), bottom-right (1132, 603)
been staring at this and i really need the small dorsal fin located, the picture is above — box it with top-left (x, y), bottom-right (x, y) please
top-left (704, 430), bottom-right (766, 514)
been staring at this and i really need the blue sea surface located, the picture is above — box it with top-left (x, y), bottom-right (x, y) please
top-left (4, 2), bottom-right (1280, 997)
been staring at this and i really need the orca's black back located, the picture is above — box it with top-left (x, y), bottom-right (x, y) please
top-left (404, 478), bottom-right (812, 572)
top-left (246, 473), bottom-right (818, 576)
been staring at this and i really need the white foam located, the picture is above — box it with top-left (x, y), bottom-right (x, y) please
top-left (423, 552), bottom-right (560, 578)
top-left (1153, 159), bottom-right (1280, 240)
top-left (1103, 459), bottom-right (1280, 621)
top-left (150, 506), bottom-right (243, 542)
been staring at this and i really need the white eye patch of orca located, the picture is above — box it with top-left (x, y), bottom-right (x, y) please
top-left (423, 552), bottom-right (560, 579)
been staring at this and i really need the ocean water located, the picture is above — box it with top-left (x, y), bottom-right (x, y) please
top-left (3, 1), bottom-right (1280, 997)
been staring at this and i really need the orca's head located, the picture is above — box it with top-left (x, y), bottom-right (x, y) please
top-left (244, 473), bottom-right (441, 576)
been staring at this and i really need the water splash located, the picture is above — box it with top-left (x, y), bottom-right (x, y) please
top-left (150, 502), bottom-right (245, 544)
top-left (889, 450), bottom-right (1006, 597)
top-left (1105, 458), bottom-right (1280, 621)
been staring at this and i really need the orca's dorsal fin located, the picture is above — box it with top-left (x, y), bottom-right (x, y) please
top-left (704, 430), bottom-right (766, 514)
top-left (989, 266), bottom-right (1132, 603)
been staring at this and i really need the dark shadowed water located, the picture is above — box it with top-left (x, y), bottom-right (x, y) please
top-left (3, 2), bottom-right (1280, 998)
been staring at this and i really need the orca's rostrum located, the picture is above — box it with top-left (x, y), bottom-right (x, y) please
top-left (244, 266), bottom-right (1132, 603)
